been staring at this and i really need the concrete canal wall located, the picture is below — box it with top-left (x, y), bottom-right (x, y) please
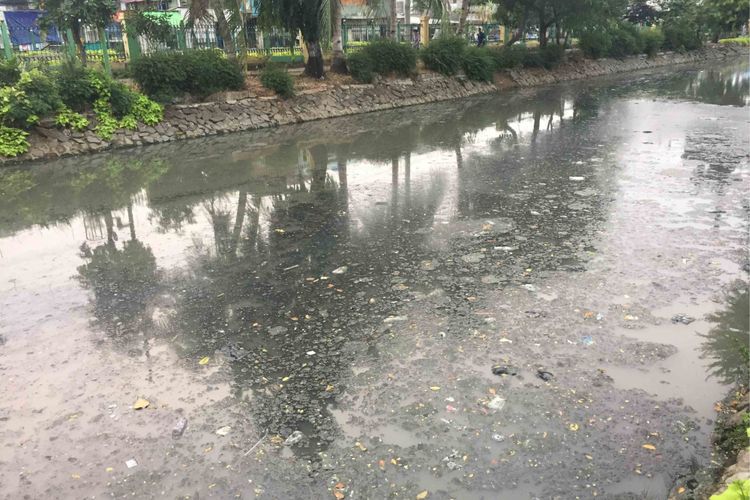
top-left (3, 43), bottom-right (746, 165)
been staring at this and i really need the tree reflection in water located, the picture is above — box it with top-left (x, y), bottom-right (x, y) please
top-left (701, 282), bottom-right (750, 385)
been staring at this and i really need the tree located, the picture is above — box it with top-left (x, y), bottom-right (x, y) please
top-left (625, 0), bottom-right (661, 25)
top-left (389, 0), bottom-right (398, 39)
top-left (186, 0), bottom-right (246, 58)
top-left (41, 0), bottom-right (116, 65)
top-left (258, 0), bottom-right (327, 78)
top-left (330, 0), bottom-right (347, 72)
top-left (703, 0), bottom-right (749, 40)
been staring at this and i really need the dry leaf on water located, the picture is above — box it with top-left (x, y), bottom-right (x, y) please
top-left (132, 398), bottom-right (149, 410)
top-left (199, 356), bottom-right (210, 365)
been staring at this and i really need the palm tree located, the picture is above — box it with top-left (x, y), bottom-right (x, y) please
top-left (188, 0), bottom-right (247, 58)
top-left (330, 0), bottom-right (347, 73)
top-left (257, 0), bottom-right (327, 78)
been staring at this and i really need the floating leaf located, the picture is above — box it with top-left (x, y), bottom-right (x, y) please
top-left (132, 398), bottom-right (150, 410)
top-left (416, 491), bottom-right (429, 500)
top-left (569, 423), bottom-right (579, 432)
top-left (378, 459), bottom-right (386, 470)
top-left (199, 356), bottom-right (210, 365)
top-left (334, 492), bottom-right (345, 500)
top-left (677, 486), bottom-right (685, 494)
top-left (215, 426), bottom-right (231, 436)
top-left (642, 443), bottom-right (656, 451)
top-left (430, 386), bottom-right (441, 391)
top-left (355, 441), bottom-right (367, 451)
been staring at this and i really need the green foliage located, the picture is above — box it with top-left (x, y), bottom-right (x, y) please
top-left (259, 64), bottom-right (294, 98)
top-left (662, 0), bottom-right (704, 51)
top-left (488, 45), bottom-right (527, 69)
top-left (130, 95), bottom-right (163, 126)
top-left (719, 36), bottom-right (750, 45)
top-left (641, 27), bottom-right (665, 56)
top-left (608, 22), bottom-right (644, 58)
top-left (0, 69), bottom-right (61, 128)
top-left (710, 480), bottom-right (750, 500)
top-left (363, 39), bottom-right (417, 77)
top-left (347, 51), bottom-right (374, 83)
top-left (420, 36), bottom-right (466, 76)
top-left (462, 47), bottom-right (494, 81)
top-left (0, 58), bottom-right (21, 87)
top-left (0, 125), bottom-right (29, 157)
top-left (662, 17), bottom-right (703, 51)
top-left (55, 106), bottom-right (89, 131)
top-left (704, 0), bottom-right (750, 41)
top-left (131, 50), bottom-right (244, 101)
top-left (56, 60), bottom-right (96, 112)
top-left (124, 10), bottom-right (177, 47)
top-left (538, 44), bottom-right (566, 69)
top-left (108, 80), bottom-right (137, 119)
top-left (579, 30), bottom-right (613, 59)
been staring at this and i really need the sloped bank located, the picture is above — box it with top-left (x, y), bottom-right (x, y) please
top-left (2, 43), bottom-right (746, 165)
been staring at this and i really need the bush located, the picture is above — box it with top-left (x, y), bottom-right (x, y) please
top-left (55, 60), bottom-right (96, 112)
top-left (522, 48), bottom-right (544, 68)
top-left (462, 46), bottom-right (494, 81)
top-left (579, 30), bottom-right (613, 59)
top-left (420, 36), bottom-right (466, 76)
top-left (364, 39), bottom-right (417, 77)
top-left (719, 36), bottom-right (750, 46)
top-left (0, 125), bottom-right (28, 157)
top-left (662, 18), bottom-right (703, 51)
top-left (488, 45), bottom-right (527, 69)
top-left (347, 50), bottom-right (374, 83)
top-left (0, 58), bottom-right (20, 87)
top-left (539, 44), bottom-right (566, 69)
top-left (1, 69), bottom-right (61, 128)
top-left (260, 64), bottom-right (294, 98)
top-left (109, 80), bottom-right (137, 118)
top-left (132, 50), bottom-right (244, 101)
top-left (608, 22), bottom-right (643, 58)
top-left (641, 28), bottom-right (665, 57)
top-left (182, 49), bottom-right (244, 98)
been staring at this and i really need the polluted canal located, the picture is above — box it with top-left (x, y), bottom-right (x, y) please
top-left (0, 59), bottom-right (748, 499)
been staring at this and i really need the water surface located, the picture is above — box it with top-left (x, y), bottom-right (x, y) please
top-left (0, 58), bottom-right (748, 499)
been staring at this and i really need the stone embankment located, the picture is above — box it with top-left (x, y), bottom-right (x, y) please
top-left (3, 43), bottom-right (746, 165)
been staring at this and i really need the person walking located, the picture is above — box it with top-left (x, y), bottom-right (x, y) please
top-left (477, 27), bottom-right (486, 47)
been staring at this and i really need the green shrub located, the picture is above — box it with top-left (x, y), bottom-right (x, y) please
top-left (608, 22), bottom-right (643, 58)
top-left (1, 69), bottom-right (61, 128)
top-left (364, 39), bottom-right (417, 77)
top-left (579, 30), bottom-right (613, 59)
top-left (719, 36), bottom-right (750, 46)
top-left (129, 95), bottom-right (163, 126)
top-left (539, 44), bottom-right (566, 69)
top-left (522, 48), bottom-right (544, 68)
top-left (488, 44), bottom-right (527, 69)
top-left (347, 50), bottom-right (374, 83)
top-left (109, 80), bottom-right (137, 118)
top-left (260, 64), bottom-right (294, 98)
top-left (182, 49), bottom-right (244, 98)
top-left (0, 58), bottom-right (20, 87)
top-left (55, 106), bottom-right (89, 131)
top-left (0, 125), bottom-right (28, 157)
top-left (462, 46), bottom-right (494, 81)
top-left (420, 36), bottom-right (466, 76)
top-left (55, 60), bottom-right (96, 112)
top-left (130, 52), bottom-right (187, 101)
top-left (662, 18), bottom-right (703, 51)
top-left (131, 50), bottom-right (244, 100)
top-left (641, 27), bottom-right (665, 56)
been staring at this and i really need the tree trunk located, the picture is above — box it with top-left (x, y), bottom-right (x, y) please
top-left (304, 38), bottom-right (325, 78)
top-left (214, 7), bottom-right (236, 57)
top-left (457, 0), bottom-right (470, 35)
top-left (507, 8), bottom-right (528, 45)
top-left (72, 24), bottom-right (86, 66)
top-left (127, 202), bottom-right (136, 241)
top-left (404, 0), bottom-right (411, 28)
top-left (330, 0), bottom-right (346, 73)
top-left (389, 0), bottom-right (398, 39)
top-left (230, 190), bottom-right (247, 257)
top-left (539, 23), bottom-right (548, 47)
